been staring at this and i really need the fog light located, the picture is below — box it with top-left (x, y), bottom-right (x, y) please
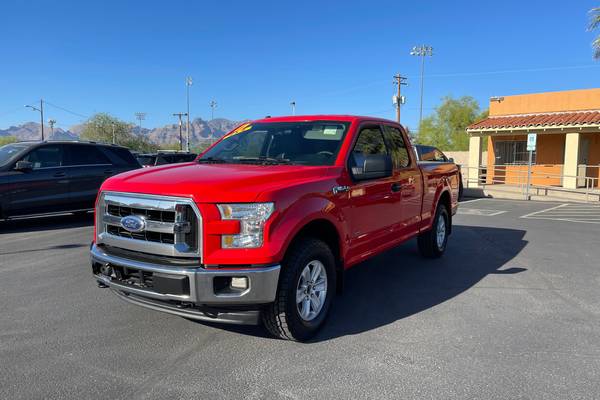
top-left (230, 277), bottom-right (248, 290)
top-left (100, 264), bottom-right (113, 277)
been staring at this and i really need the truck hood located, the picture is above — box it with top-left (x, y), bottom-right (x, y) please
top-left (100, 162), bottom-right (341, 203)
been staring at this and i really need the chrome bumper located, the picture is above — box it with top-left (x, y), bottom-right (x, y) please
top-left (90, 244), bottom-right (280, 323)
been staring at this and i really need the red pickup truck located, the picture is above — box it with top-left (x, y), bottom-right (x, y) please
top-left (91, 115), bottom-right (459, 341)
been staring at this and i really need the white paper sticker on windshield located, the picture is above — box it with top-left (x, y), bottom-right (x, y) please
top-left (323, 126), bottom-right (339, 135)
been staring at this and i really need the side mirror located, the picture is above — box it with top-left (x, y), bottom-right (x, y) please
top-left (352, 154), bottom-right (393, 181)
top-left (14, 160), bottom-right (33, 171)
top-left (448, 157), bottom-right (454, 163)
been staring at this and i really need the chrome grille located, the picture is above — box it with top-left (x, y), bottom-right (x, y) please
top-left (96, 192), bottom-right (202, 259)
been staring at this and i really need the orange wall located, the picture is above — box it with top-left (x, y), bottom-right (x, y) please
top-left (536, 134), bottom-right (565, 164)
top-left (489, 88), bottom-right (600, 116)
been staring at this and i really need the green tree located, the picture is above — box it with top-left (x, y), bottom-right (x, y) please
top-left (81, 113), bottom-right (157, 152)
top-left (0, 136), bottom-right (18, 146)
top-left (589, 7), bottom-right (600, 59)
top-left (416, 96), bottom-right (486, 151)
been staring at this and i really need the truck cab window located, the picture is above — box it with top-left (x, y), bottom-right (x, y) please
top-left (383, 125), bottom-right (410, 168)
top-left (350, 126), bottom-right (387, 169)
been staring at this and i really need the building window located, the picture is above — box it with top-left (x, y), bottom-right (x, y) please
top-left (494, 140), bottom-right (536, 165)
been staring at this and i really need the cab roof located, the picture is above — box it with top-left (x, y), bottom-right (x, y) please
top-left (252, 114), bottom-right (401, 125)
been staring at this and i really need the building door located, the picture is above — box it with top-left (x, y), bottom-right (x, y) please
top-left (577, 138), bottom-right (591, 187)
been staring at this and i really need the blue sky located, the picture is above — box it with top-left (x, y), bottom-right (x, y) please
top-left (1, 0), bottom-right (600, 132)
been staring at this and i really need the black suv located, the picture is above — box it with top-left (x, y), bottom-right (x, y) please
top-left (0, 141), bottom-right (141, 220)
top-left (136, 152), bottom-right (197, 167)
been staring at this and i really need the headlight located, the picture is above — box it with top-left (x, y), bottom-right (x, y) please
top-left (217, 203), bottom-right (274, 248)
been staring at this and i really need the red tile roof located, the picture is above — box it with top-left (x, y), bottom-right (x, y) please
top-left (467, 110), bottom-right (600, 131)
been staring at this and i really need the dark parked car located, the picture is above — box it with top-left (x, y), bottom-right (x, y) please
top-left (0, 141), bottom-right (141, 220)
top-left (414, 144), bottom-right (464, 199)
top-left (136, 152), bottom-right (197, 167)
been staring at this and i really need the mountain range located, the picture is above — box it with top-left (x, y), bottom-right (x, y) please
top-left (0, 118), bottom-right (241, 145)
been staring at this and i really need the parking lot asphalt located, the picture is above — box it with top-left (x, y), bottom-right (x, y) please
top-left (1, 198), bottom-right (599, 399)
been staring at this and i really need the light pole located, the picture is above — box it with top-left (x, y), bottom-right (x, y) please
top-left (25, 99), bottom-right (44, 140)
top-left (134, 112), bottom-right (146, 136)
top-left (173, 112), bottom-right (188, 151)
top-left (111, 122), bottom-right (116, 144)
top-left (393, 74), bottom-right (407, 124)
top-left (48, 119), bottom-right (56, 137)
top-left (185, 76), bottom-right (193, 152)
top-left (410, 45), bottom-right (433, 132)
top-left (209, 100), bottom-right (217, 120)
top-left (290, 101), bottom-right (296, 116)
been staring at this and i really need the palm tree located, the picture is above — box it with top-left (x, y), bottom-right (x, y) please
top-left (589, 7), bottom-right (600, 59)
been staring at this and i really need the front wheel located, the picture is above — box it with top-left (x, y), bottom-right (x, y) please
top-left (262, 238), bottom-right (336, 341)
top-left (417, 203), bottom-right (450, 258)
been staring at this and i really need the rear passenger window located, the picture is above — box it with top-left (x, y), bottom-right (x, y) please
top-left (100, 147), bottom-right (139, 166)
top-left (23, 145), bottom-right (64, 169)
top-left (383, 126), bottom-right (410, 168)
top-left (66, 145), bottom-right (111, 165)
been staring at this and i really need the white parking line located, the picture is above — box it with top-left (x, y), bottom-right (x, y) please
top-left (457, 208), bottom-right (507, 216)
top-left (459, 198), bottom-right (485, 204)
top-left (520, 204), bottom-right (568, 219)
top-left (521, 203), bottom-right (600, 224)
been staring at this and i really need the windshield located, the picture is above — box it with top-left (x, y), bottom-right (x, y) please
top-left (0, 143), bottom-right (30, 166)
top-left (200, 121), bottom-right (349, 166)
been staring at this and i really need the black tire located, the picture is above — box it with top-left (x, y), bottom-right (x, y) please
top-left (458, 180), bottom-right (464, 200)
top-left (262, 238), bottom-right (336, 341)
top-left (417, 203), bottom-right (450, 258)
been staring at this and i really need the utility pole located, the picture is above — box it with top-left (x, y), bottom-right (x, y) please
top-left (410, 45), bottom-right (433, 132)
top-left (185, 76), bottom-right (193, 152)
top-left (134, 112), bottom-right (146, 137)
top-left (290, 101), bottom-right (296, 116)
top-left (111, 122), bottom-right (116, 144)
top-left (25, 99), bottom-right (44, 140)
top-left (209, 100), bottom-right (217, 120)
top-left (173, 112), bottom-right (188, 151)
top-left (48, 119), bottom-right (56, 137)
top-left (393, 74), bottom-right (407, 124)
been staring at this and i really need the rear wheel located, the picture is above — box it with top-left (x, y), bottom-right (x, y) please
top-left (262, 238), bottom-right (336, 341)
top-left (417, 203), bottom-right (450, 258)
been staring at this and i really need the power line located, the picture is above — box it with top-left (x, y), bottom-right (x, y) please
top-left (43, 100), bottom-right (89, 119)
top-left (423, 64), bottom-right (600, 78)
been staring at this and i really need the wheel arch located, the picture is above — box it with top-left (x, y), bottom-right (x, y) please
top-left (437, 189), bottom-right (452, 234)
top-left (284, 218), bottom-right (345, 294)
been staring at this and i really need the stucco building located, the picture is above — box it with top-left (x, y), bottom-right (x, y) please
top-left (466, 88), bottom-right (600, 189)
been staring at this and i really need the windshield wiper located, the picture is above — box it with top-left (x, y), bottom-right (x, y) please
top-left (197, 157), bottom-right (228, 164)
top-left (233, 156), bottom-right (294, 165)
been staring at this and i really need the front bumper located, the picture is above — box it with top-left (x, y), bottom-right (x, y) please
top-left (90, 244), bottom-right (280, 325)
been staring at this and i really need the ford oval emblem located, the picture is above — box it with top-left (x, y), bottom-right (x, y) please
top-left (120, 215), bottom-right (146, 233)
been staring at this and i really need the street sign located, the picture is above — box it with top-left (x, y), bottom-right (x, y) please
top-left (527, 133), bottom-right (537, 151)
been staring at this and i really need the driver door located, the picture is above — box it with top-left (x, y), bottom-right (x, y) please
top-left (344, 124), bottom-right (403, 263)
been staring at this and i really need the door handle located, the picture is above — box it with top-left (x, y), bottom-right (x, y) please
top-left (53, 172), bottom-right (66, 178)
top-left (103, 169), bottom-right (114, 175)
top-left (391, 183), bottom-right (401, 192)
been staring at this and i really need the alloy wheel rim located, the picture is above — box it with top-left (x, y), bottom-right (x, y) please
top-left (436, 214), bottom-right (446, 249)
top-left (296, 260), bottom-right (328, 321)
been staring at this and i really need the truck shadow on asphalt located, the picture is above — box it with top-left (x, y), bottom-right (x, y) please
top-left (211, 224), bottom-right (528, 341)
top-left (316, 224), bottom-right (528, 341)
top-left (0, 212), bottom-right (94, 234)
